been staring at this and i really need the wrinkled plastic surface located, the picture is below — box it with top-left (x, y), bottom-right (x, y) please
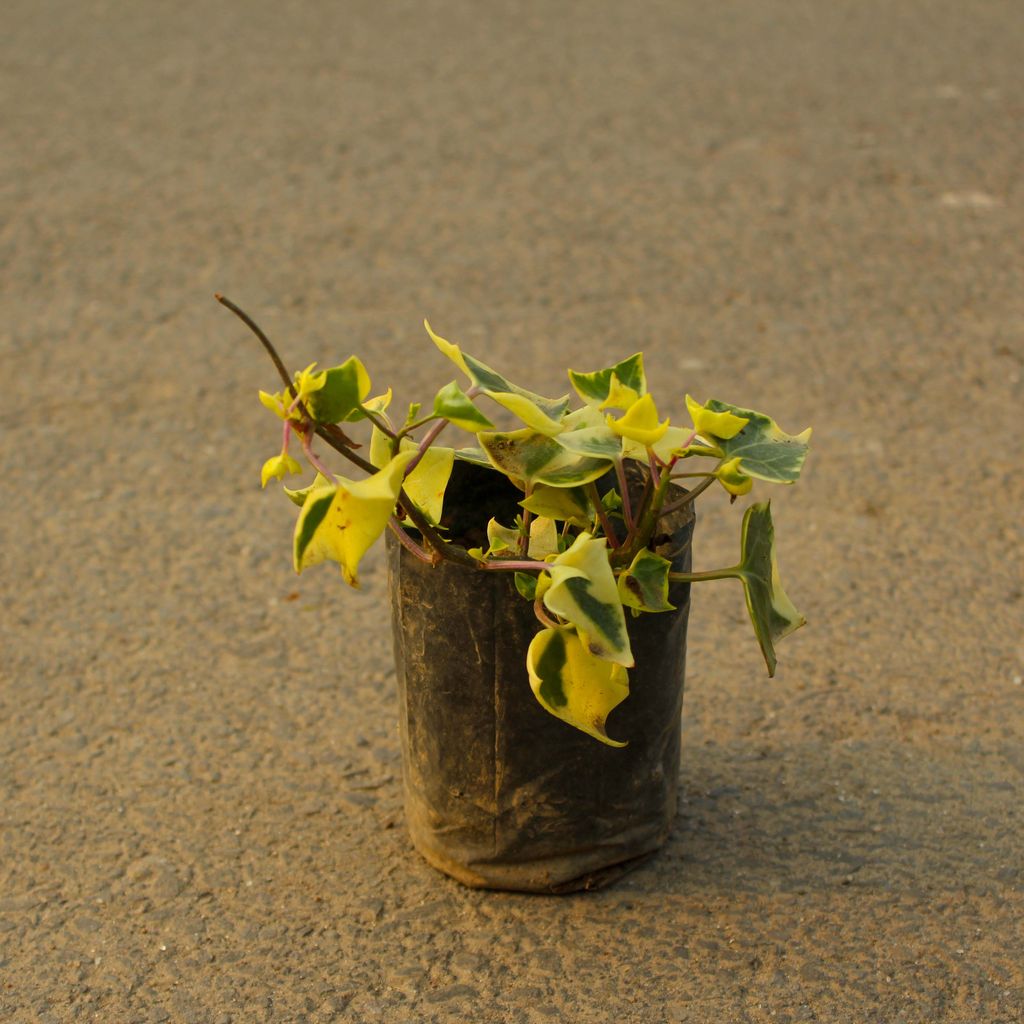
top-left (387, 463), bottom-right (694, 893)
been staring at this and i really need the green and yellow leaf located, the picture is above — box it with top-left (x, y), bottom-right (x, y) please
top-left (543, 533), bottom-right (633, 666)
top-left (478, 428), bottom-right (612, 489)
top-left (520, 484), bottom-right (591, 528)
top-left (305, 357), bottom-right (372, 424)
top-left (689, 397), bottom-right (811, 484)
top-left (292, 451), bottom-right (414, 587)
top-left (527, 627), bottom-right (630, 747)
top-left (284, 473), bottom-right (333, 507)
top-left (714, 456), bottom-right (754, 496)
top-left (568, 353), bottom-right (646, 410)
top-left (432, 380), bottom-right (495, 432)
top-left (554, 424), bottom-right (624, 461)
top-left (735, 502), bottom-right (806, 675)
top-left (424, 320), bottom-right (570, 435)
top-left (617, 549), bottom-right (676, 613)
top-left (686, 394), bottom-right (748, 440)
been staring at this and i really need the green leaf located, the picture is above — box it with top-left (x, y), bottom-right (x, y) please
top-left (735, 502), bottom-right (806, 675)
top-left (520, 484), bottom-right (591, 528)
top-left (568, 353), bottom-right (646, 409)
top-left (305, 357), bottom-right (372, 424)
top-left (543, 533), bottom-right (633, 667)
top-left (692, 398), bottom-right (811, 485)
top-left (432, 380), bottom-right (495, 432)
top-left (527, 627), bottom-right (629, 747)
top-left (293, 451), bottom-right (413, 587)
top-left (617, 549), bottom-right (676, 613)
top-left (514, 572), bottom-right (538, 601)
top-left (479, 428), bottom-right (612, 489)
top-left (425, 321), bottom-right (570, 435)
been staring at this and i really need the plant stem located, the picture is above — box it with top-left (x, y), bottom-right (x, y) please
top-left (666, 567), bottom-right (739, 584)
top-left (585, 481), bottom-right (620, 547)
top-left (388, 518), bottom-right (434, 564)
top-left (615, 458), bottom-right (634, 532)
top-left (299, 429), bottom-right (336, 481)
top-left (219, 295), bottom-right (474, 570)
top-left (358, 404), bottom-right (397, 441)
top-left (660, 474), bottom-right (716, 516)
top-left (534, 599), bottom-right (561, 630)
top-left (478, 559), bottom-right (551, 572)
top-left (404, 418), bottom-right (449, 475)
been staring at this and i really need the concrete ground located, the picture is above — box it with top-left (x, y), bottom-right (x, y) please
top-left (2, 1), bottom-right (1022, 1021)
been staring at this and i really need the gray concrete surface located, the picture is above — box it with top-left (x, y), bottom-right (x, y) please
top-left (2, 1), bottom-right (1022, 1021)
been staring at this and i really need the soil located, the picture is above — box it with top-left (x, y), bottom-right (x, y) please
top-left (2, 1), bottom-right (1022, 1022)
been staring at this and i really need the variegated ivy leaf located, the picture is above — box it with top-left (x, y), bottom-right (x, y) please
top-left (478, 428), bottom-right (612, 489)
top-left (293, 451), bottom-right (414, 588)
top-left (424, 321), bottom-right (570, 435)
top-left (543, 533), bottom-right (633, 667)
top-left (452, 446), bottom-right (495, 470)
top-left (305, 357), bottom-right (372, 424)
top-left (520, 484), bottom-right (591, 528)
top-left (568, 353), bottom-right (646, 410)
top-left (606, 393), bottom-right (670, 447)
top-left (284, 472), bottom-right (333, 507)
top-left (527, 626), bottom-right (629, 747)
top-left (432, 380), bottom-right (495, 433)
top-left (617, 549), bottom-right (676, 613)
top-left (688, 397), bottom-right (811, 485)
top-left (369, 428), bottom-right (454, 526)
top-left (554, 424), bottom-right (624, 461)
top-left (735, 502), bottom-right (806, 676)
top-left (685, 394), bottom-right (749, 441)
top-left (622, 424), bottom-right (695, 463)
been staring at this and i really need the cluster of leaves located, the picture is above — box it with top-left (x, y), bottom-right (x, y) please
top-left (247, 307), bottom-right (811, 746)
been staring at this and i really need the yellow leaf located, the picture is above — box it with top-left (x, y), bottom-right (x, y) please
top-left (369, 429), bottom-right (454, 525)
top-left (606, 393), bottom-right (670, 447)
top-left (423, 320), bottom-right (471, 377)
top-left (715, 456), bottom-right (753, 495)
top-left (527, 517), bottom-right (559, 559)
top-left (258, 390), bottom-right (288, 419)
top-left (292, 451), bottom-right (414, 587)
top-left (598, 374), bottom-right (642, 412)
top-left (686, 394), bottom-right (749, 440)
top-left (527, 627), bottom-right (629, 747)
top-left (260, 452), bottom-right (303, 488)
top-left (293, 363), bottom-right (328, 404)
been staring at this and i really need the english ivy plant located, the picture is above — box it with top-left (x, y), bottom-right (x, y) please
top-left (220, 296), bottom-right (812, 747)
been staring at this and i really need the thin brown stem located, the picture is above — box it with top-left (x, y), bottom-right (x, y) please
top-left (660, 474), bottom-right (716, 516)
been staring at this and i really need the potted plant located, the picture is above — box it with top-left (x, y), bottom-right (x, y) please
top-left (218, 295), bottom-right (812, 893)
